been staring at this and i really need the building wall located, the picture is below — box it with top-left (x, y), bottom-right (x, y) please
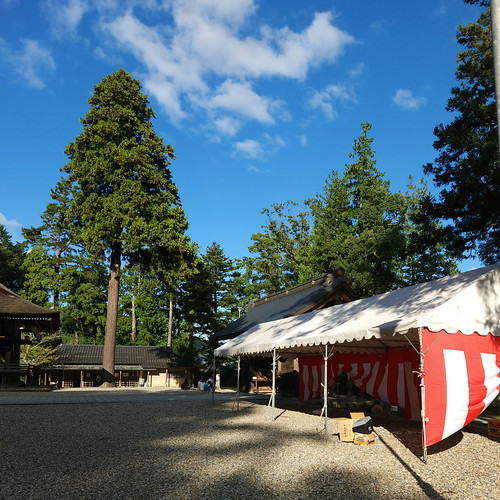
top-left (49, 366), bottom-right (194, 388)
top-left (146, 367), bottom-right (193, 388)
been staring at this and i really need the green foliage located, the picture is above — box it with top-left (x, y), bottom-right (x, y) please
top-left (0, 224), bottom-right (25, 291)
top-left (20, 333), bottom-right (61, 367)
top-left (59, 257), bottom-right (108, 344)
top-left (182, 242), bottom-right (242, 337)
top-left (309, 122), bottom-right (408, 296)
top-left (242, 122), bottom-right (458, 301)
top-left (20, 246), bottom-right (53, 307)
top-left (399, 178), bottom-right (458, 285)
top-left (423, 7), bottom-right (500, 263)
top-left (58, 69), bottom-right (195, 369)
top-left (22, 178), bottom-right (80, 309)
top-left (63, 69), bottom-right (194, 273)
top-left (117, 266), bottom-right (172, 345)
top-left (241, 201), bottom-right (313, 299)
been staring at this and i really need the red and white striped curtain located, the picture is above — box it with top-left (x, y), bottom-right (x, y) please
top-left (299, 348), bottom-right (420, 420)
top-left (298, 329), bottom-right (500, 447)
top-left (421, 329), bottom-right (500, 446)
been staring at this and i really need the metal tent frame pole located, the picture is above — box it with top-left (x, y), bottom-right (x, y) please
top-left (268, 348), bottom-right (278, 421)
top-left (403, 329), bottom-right (437, 464)
top-left (419, 327), bottom-right (428, 463)
top-left (211, 350), bottom-right (216, 404)
top-left (320, 345), bottom-right (334, 435)
top-left (236, 355), bottom-right (240, 412)
top-left (323, 346), bottom-right (329, 435)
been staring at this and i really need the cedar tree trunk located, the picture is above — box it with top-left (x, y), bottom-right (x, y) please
top-left (101, 241), bottom-right (122, 386)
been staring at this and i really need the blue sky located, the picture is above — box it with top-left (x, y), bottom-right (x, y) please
top-left (0, 0), bottom-right (485, 271)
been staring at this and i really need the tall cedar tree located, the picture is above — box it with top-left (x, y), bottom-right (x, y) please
top-left (63, 69), bottom-right (194, 385)
top-left (423, 6), bottom-right (500, 263)
top-left (308, 122), bottom-right (407, 297)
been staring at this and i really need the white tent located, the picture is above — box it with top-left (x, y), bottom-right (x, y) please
top-left (215, 264), bottom-right (500, 461)
top-left (215, 263), bottom-right (500, 357)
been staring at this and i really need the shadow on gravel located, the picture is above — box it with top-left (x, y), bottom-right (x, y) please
top-left (251, 394), bottom-right (475, 460)
top-left (375, 433), bottom-right (445, 500)
top-left (0, 396), bottom-right (441, 500)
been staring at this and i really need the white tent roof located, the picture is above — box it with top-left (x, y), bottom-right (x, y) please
top-left (215, 263), bottom-right (500, 357)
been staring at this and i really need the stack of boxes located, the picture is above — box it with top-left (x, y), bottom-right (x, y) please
top-left (332, 412), bottom-right (376, 445)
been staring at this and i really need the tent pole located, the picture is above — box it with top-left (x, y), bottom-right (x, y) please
top-left (324, 345), bottom-right (329, 435)
top-left (271, 348), bottom-right (276, 422)
top-left (236, 355), bottom-right (240, 412)
top-left (211, 350), bottom-right (216, 405)
top-left (419, 327), bottom-right (428, 463)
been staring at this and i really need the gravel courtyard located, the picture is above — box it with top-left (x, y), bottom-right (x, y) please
top-left (1, 392), bottom-right (498, 500)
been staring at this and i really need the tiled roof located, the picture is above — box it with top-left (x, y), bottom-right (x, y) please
top-left (54, 344), bottom-right (195, 369)
top-left (0, 283), bottom-right (60, 331)
top-left (213, 268), bottom-right (358, 340)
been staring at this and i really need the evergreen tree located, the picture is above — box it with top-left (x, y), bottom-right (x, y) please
top-left (59, 257), bottom-right (108, 344)
top-left (183, 242), bottom-right (241, 335)
top-left (241, 201), bottom-right (313, 299)
top-left (398, 178), bottom-right (458, 285)
top-left (62, 69), bottom-right (195, 385)
top-left (22, 178), bottom-right (77, 308)
top-left (423, 6), bottom-right (500, 263)
top-left (181, 242), bottom-right (242, 363)
top-left (309, 122), bottom-right (407, 296)
top-left (0, 224), bottom-right (25, 291)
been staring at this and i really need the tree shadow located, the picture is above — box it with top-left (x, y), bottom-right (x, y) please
top-left (0, 395), bottom-right (483, 499)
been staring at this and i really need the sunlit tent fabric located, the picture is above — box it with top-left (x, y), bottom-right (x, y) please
top-left (215, 264), bottom-right (500, 448)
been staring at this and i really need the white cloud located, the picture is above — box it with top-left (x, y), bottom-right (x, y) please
top-left (308, 84), bottom-right (354, 121)
top-left (0, 213), bottom-right (22, 229)
top-left (233, 139), bottom-right (264, 160)
top-left (348, 62), bottom-right (365, 79)
top-left (5, 1), bottom-right (355, 131)
top-left (263, 133), bottom-right (286, 150)
top-left (214, 116), bottom-right (240, 137)
top-left (392, 89), bottom-right (427, 110)
top-left (298, 134), bottom-right (308, 147)
top-left (0, 37), bottom-right (56, 88)
top-left (233, 134), bottom-right (285, 161)
top-left (101, 2), bottom-right (354, 126)
top-left (248, 165), bottom-right (260, 173)
top-left (43, 0), bottom-right (89, 39)
top-left (206, 80), bottom-right (274, 124)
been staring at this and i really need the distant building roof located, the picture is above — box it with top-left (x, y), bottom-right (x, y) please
top-left (52, 344), bottom-right (195, 370)
top-left (213, 268), bottom-right (358, 341)
top-left (0, 283), bottom-right (60, 332)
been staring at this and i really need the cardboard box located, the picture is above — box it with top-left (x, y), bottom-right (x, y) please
top-left (354, 432), bottom-right (376, 445)
top-left (333, 412), bottom-right (366, 442)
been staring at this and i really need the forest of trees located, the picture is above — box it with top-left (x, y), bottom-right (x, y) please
top-left (1, 3), bottom-right (498, 371)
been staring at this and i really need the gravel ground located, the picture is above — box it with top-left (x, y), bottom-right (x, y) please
top-left (0, 395), bottom-right (498, 500)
